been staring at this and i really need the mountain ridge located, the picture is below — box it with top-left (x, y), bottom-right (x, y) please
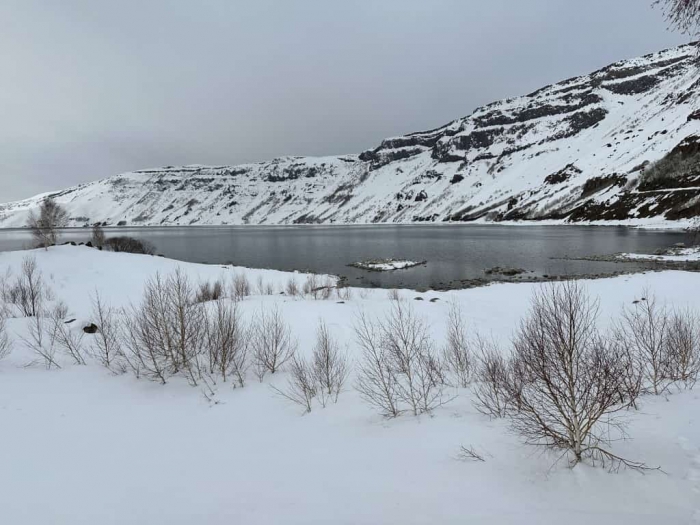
top-left (2, 42), bottom-right (700, 228)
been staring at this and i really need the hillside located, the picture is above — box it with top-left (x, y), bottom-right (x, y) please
top-left (2, 43), bottom-right (700, 228)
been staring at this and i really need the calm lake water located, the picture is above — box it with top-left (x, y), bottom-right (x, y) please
top-left (0, 225), bottom-right (693, 290)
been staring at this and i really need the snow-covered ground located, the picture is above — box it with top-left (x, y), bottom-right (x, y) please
top-left (618, 246), bottom-right (700, 262)
top-left (0, 246), bottom-right (699, 524)
top-left (350, 258), bottom-right (426, 271)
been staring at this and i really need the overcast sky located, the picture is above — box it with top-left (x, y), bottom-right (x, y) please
top-left (0, 0), bottom-right (689, 201)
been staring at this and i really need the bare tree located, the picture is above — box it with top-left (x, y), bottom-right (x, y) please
top-left (90, 291), bottom-right (124, 372)
top-left (442, 301), bottom-right (473, 387)
top-left (654, 0), bottom-right (700, 35)
top-left (505, 282), bottom-right (648, 470)
top-left (311, 320), bottom-right (350, 406)
top-left (91, 224), bottom-right (106, 249)
top-left (205, 299), bottom-right (249, 386)
top-left (27, 197), bottom-right (68, 248)
top-left (250, 305), bottom-right (297, 381)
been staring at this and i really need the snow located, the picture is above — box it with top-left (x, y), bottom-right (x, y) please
top-left (0, 245), bottom-right (699, 524)
top-left (351, 259), bottom-right (426, 271)
top-left (619, 246), bottom-right (700, 261)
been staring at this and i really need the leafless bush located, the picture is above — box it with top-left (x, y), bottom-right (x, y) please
top-left (609, 330), bottom-right (644, 410)
top-left (122, 270), bottom-right (206, 384)
top-left (48, 302), bottom-right (86, 365)
top-left (354, 302), bottom-right (448, 417)
top-left (251, 305), bottom-right (297, 381)
top-left (273, 355), bottom-right (317, 413)
top-left (472, 339), bottom-right (515, 418)
top-left (505, 282), bottom-right (649, 470)
top-left (27, 197), bottom-right (68, 248)
top-left (205, 299), bottom-right (249, 386)
top-left (90, 292), bottom-right (124, 372)
top-left (104, 236), bottom-right (156, 255)
top-left (458, 445), bottom-right (485, 462)
top-left (91, 224), bottom-right (106, 249)
top-left (264, 282), bottom-right (275, 296)
top-left (442, 302), bottom-right (473, 387)
top-left (618, 293), bottom-right (672, 395)
top-left (354, 311), bottom-right (399, 417)
top-left (303, 274), bottom-right (319, 298)
top-left (387, 289), bottom-right (400, 301)
top-left (232, 273), bottom-right (251, 300)
top-left (285, 277), bottom-right (300, 297)
top-left (196, 279), bottom-right (224, 303)
top-left (0, 313), bottom-right (11, 361)
top-left (336, 285), bottom-right (353, 301)
top-left (665, 308), bottom-right (700, 389)
top-left (8, 256), bottom-right (46, 317)
top-left (256, 276), bottom-right (265, 296)
top-left (19, 310), bottom-right (60, 369)
top-left (312, 320), bottom-right (350, 406)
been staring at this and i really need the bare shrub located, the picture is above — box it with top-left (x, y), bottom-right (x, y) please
top-left (122, 270), bottom-right (206, 384)
top-left (442, 302), bottom-right (472, 387)
top-left (251, 305), bottom-right (297, 381)
top-left (354, 311), bottom-right (399, 417)
top-left (90, 292), bottom-right (124, 372)
top-left (48, 302), bottom-right (86, 365)
top-left (354, 302), bottom-right (447, 417)
top-left (27, 197), bottom-right (68, 248)
top-left (91, 224), bottom-right (106, 249)
top-left (458, 445), bottom-right (485, 462)
top-left (506, 282), bottom-right (648, 470)
top-left (618, 293), bottom-right (672, 395)
top-left (665, 308), bottom-right (700, 389)
top-left (387, 289), bottom-right (400, 301)
top-left (196, 279), bottom-right (224, 303)
top-left (312, 320), bottom-right (350, 406)
top-left (264, 282), bottom-right (275, 295)
top-left (303, 274), bottom-right (319, 298)
top-left (205, 299), bottom-right (249, 386)
top-left (285, 277), bottom-right (300, 297)
top-left (336, 285), bottom-right (353, 301)
top-left (232, 273), bottom-right (251, 300)
top-left (472, 340), bottom-right (514, 418)
top-left (0, 313), bottom-right (11, 361)
top-left (256, 276), bottom-right (265, 296)
top-left (104, 236), bottom-right (156, 255)
top-left (19, 311), bottom-right (60, 369)
top-left (273, 355), bottom-right (317, 413)
top-left (9, 256), bottom-right (46, 317)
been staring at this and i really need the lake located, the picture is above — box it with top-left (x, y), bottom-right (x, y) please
top-left (0, 225), bottom-right (693, 290)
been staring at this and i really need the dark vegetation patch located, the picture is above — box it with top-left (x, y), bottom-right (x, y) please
top-left (545, 164), bottom-right (581, 185)
top-left (104, 236), bottom-right (156, 255)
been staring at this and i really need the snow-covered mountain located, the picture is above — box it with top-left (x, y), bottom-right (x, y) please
top-left (3, 43), bottom-right (700, 228)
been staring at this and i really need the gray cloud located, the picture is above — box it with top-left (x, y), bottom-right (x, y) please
top-left (0, 0), bottom-right (688, 201)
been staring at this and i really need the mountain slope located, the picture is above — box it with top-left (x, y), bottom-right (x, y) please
top-left (3, 43), bottom-right (700, 228)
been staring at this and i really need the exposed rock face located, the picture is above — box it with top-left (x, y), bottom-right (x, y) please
top-left (2, 43), bottom-right (700, 227)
